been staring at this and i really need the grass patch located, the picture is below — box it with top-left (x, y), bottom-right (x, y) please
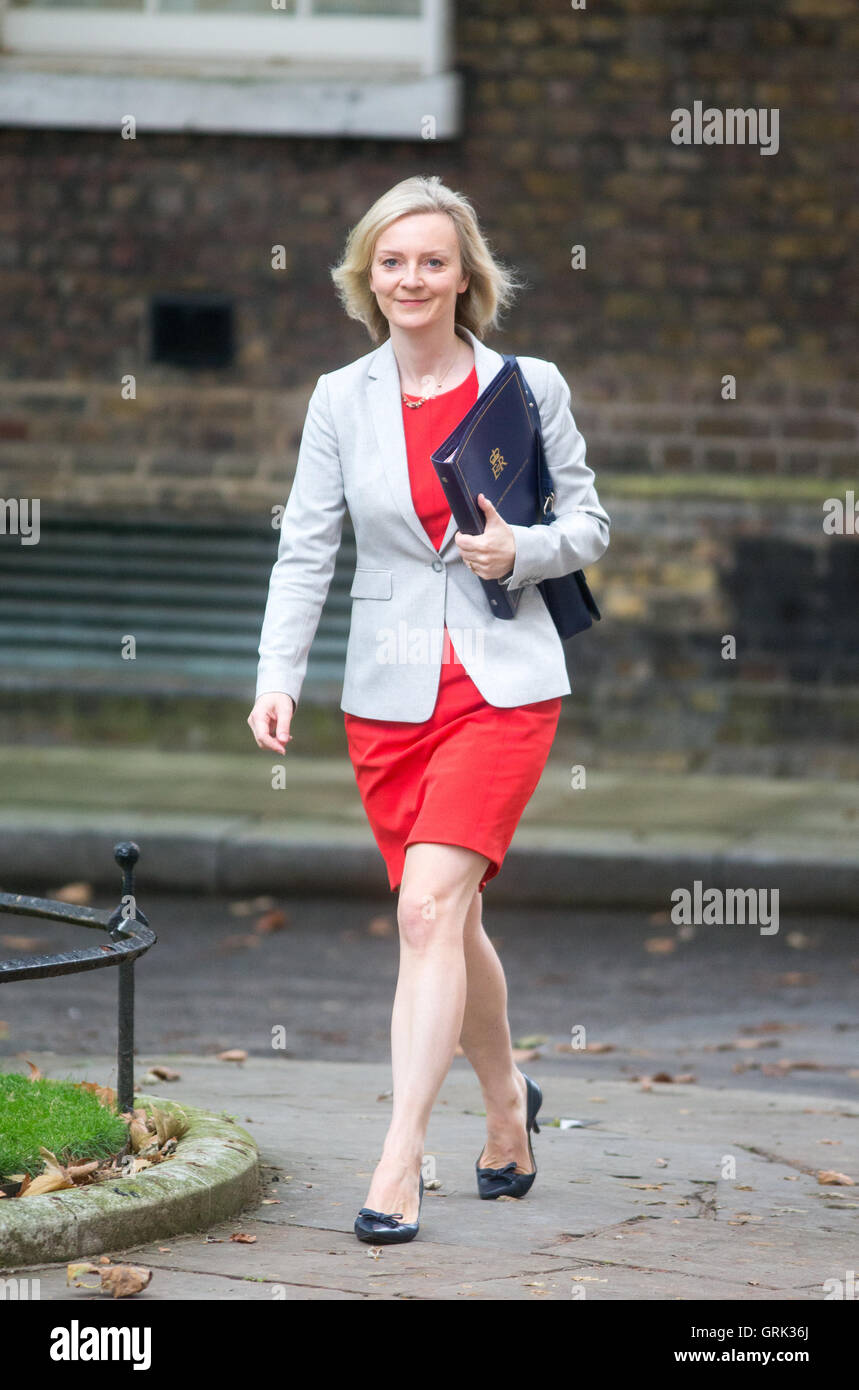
top-left (0, 1072), bottom-right (128, 1179)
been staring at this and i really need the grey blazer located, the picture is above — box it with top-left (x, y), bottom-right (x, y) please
top-left (255, 323), bottom-right (610, 721)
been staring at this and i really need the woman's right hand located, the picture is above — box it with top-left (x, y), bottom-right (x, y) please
top-left (247, 692), bottom-right (295, 754)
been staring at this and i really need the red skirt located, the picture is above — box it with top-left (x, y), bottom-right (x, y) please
top-left (344, 625), bottom-right (561, 894)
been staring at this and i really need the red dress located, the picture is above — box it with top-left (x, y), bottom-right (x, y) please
top-left (343, 363), bottom-right (562, 894)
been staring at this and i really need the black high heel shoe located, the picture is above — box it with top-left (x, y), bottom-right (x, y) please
top-left (476, 1073), bottom-right (542, 1200)
top-left (354, 1173), bottom-right (424, 1244)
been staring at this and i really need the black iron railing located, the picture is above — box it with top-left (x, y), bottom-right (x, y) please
top-left (0, 842), bottom-right (155, 1113)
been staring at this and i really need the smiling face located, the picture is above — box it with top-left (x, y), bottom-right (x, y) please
top-left (368, 211), bottom-right (470, 334)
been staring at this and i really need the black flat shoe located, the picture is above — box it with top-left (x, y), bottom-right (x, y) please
top-left (354, 1174), bottom-right (424, 1244)
top-left (476, 1073), bottom-right (542, 1200)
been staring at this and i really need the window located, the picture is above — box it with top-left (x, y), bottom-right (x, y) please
top-left (3, 0), bottom-right (450, 77)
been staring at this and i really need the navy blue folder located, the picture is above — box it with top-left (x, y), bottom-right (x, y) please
top-left (430, 355), bottom-right (600, 638)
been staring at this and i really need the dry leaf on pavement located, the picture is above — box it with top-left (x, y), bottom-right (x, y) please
top-left (367, 916), bottom-right (394, 937)
top-left (644, 937), bottom-right (676, 955)
top-left (100, 1265), bottom-right (152, 1298)
top-left (253, 909), bottom-right (289, 935)
top-left (52, 882), bottom-right (93, 904)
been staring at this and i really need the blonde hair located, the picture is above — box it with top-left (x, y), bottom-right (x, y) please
top-left (329, 175), bottom-right (525, 344)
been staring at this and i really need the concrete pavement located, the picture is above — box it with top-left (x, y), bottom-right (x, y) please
top-left (1, 1053), bottom-right (856, 1300)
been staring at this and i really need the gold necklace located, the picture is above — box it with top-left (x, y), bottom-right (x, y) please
top-left (400, 344), bottom-right (463, 408)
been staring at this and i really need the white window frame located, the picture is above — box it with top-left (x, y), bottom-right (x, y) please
top-left (2, 0), bottom-right (450, 78)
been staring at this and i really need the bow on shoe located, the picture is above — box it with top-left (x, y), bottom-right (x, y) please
top-left (477, 1161), bottom-right (518, 1179)
top-left (357, 1207), bottom-right (405, 1227)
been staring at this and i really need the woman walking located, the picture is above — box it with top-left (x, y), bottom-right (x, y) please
top-left (248, 175), bottom-right (610, 1244)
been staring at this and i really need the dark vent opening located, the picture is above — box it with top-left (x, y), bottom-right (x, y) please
top-left (150, 295), bottom-right (234, 368)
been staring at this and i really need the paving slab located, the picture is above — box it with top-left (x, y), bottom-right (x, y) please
top-left (2, 1054), bottom-right (854, 1300)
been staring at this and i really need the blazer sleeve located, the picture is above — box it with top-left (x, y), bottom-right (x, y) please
top-left (498, 361), bottom-right (610, 591)
top-left (255, 373), bottom-right (346, 708)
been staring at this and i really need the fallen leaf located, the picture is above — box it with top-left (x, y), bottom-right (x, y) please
top-left (228, 896), bottom-right (275, 917)
top-left (217, 1049), bottom-right (248, 1063)
top-left (146, 1065), bottom-right (181, 1082)
top-left (149, 1105), bottom-right (189, 1147)
top-left (786, 931), bottom-right (817, 950)
top-left (738, 1021), bottom-right (800, 1035)
top-left (367, 915), bottom-right (394, 937)
top-left (75, 1081), bottom-right (117, 1110)
top-left (817, 1171), bottom-right (855, 1186)
top-left (100, 1265), bottom-right (151, 1298)
top-left (52, 882), bottom-right (93, 904)
top-left (24, 1170), bottom-right (74, 1196)
top-left (24, 1058), bottom-right (43, 1081)
top-left (22, 1147), bottom-right (75, 1196)
top-left (584, 1042), bottom-right (615, 1054)
top-left (67, 1262), bottom-right (101, 1288)
top-left (66, 1161), bottom-right (99, 1182)
top-left (126, 1117), bottom-right (152, 1153)
top-left (253, 909), bottom-right (289, 935)
top-left (230, 1233), bottom-right (257, 1243)
top-left (644, 937), bottom-right (676, 954)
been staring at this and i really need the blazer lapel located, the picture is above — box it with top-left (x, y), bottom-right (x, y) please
top-left (366, 323), bottom-right (504, 556)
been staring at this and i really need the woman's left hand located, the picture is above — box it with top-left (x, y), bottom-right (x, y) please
top-left (454, 494), bottom-right (516, 580)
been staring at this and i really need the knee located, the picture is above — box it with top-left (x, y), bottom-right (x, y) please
top-left (397, 887), bottom-right (464, 952)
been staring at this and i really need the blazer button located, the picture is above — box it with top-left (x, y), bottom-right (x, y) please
top-left (432, 559), bottom-right (443, 572)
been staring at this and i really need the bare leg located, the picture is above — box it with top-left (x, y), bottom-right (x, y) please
top-left (361, 841), bottom-right (490, 1222)
top-left (459, 890), bottom-right (533, 1173)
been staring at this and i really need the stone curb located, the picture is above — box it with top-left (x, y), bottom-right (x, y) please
top-left (0, 1095), bottom-right (260, 1268)
top-left (0, 818), bottom-right (857, 914)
